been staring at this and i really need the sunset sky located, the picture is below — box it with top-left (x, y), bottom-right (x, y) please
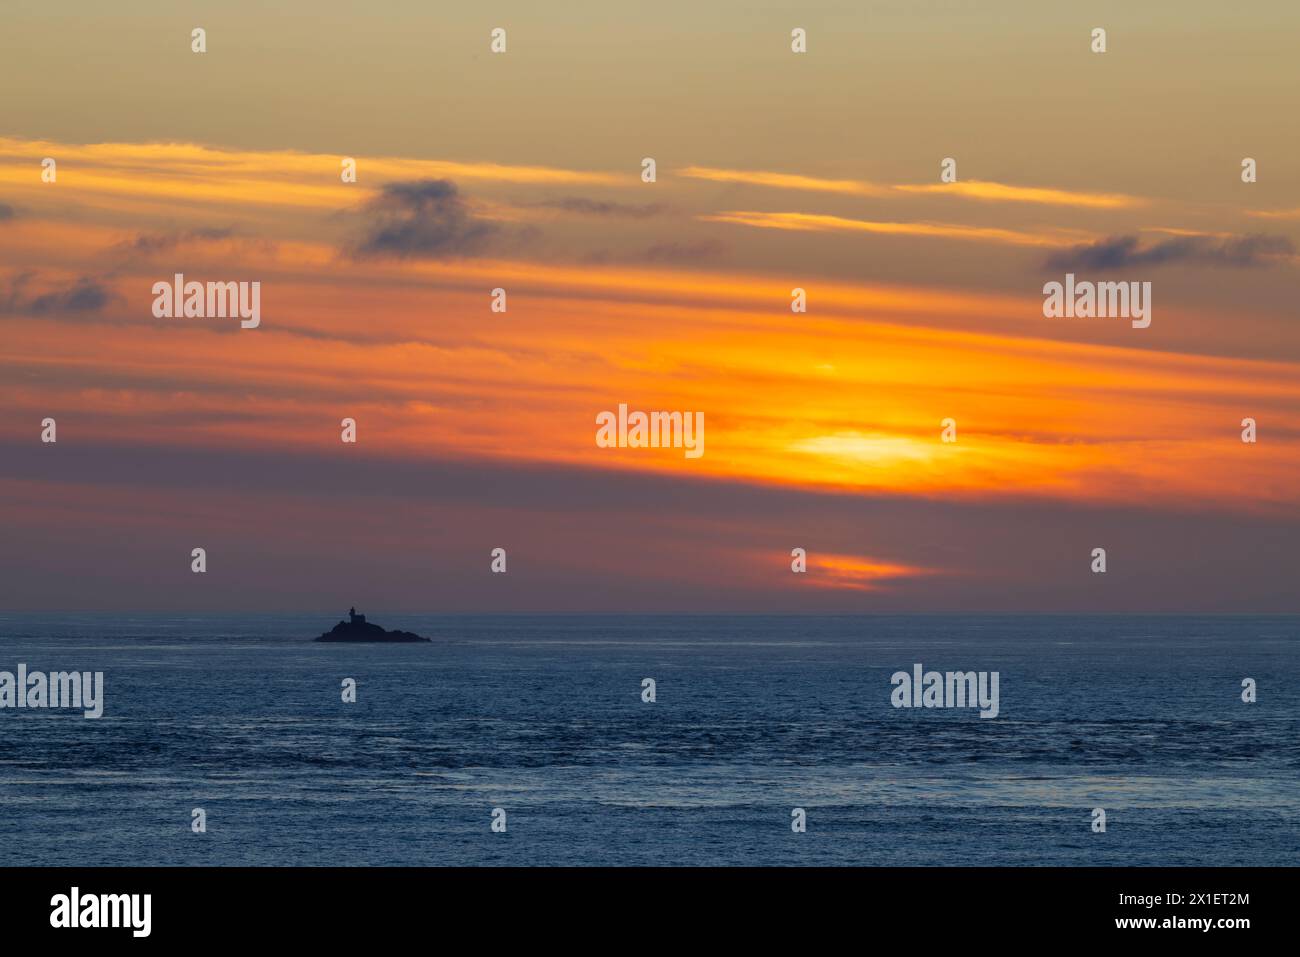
top-left (2, 1), bottom-right (1298, 612)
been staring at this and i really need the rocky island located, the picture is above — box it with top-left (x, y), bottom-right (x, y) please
top-left (314, 608), bottom-right (430, 643)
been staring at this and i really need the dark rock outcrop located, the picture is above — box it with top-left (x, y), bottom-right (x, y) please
top-left (314, 608), bottom-right (429, 643)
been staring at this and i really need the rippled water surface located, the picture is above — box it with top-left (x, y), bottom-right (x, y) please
top-left (1, 615), bottom-right (1295, 865)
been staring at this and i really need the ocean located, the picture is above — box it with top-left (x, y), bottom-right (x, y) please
top-left (0, 614), bottom-right (1295, 866)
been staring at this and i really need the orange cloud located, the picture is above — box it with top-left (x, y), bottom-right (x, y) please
top-left (4, 137), bottom-right (1299, 520)
top-left (679, 164), bottom-right (1145, 209)
top-left (805, 553), bottom-right (935, 591)
top-left (678, 165), bottom-right (891, 197)
top-left (700, 210), bottom-right (1085, 247)
top-left (5, 250), bottom-right (1298, 515)
top-left (894, 179), bottom-right (1145, 209)
top-left (1246, 207), bottom-right (1300, 220)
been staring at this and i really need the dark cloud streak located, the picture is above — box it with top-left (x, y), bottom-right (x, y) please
top-left (1045, 233), bottom-right (1294, 271)
top-left (0, 272), bottom-right (115, 317)
top-left (351, 179), bottom-right (503, 259)
top-left (117, 227), bottom-right (236, 255)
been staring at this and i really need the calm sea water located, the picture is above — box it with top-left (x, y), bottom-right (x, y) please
top-left (0, 615), bottom-right (1295, 866)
